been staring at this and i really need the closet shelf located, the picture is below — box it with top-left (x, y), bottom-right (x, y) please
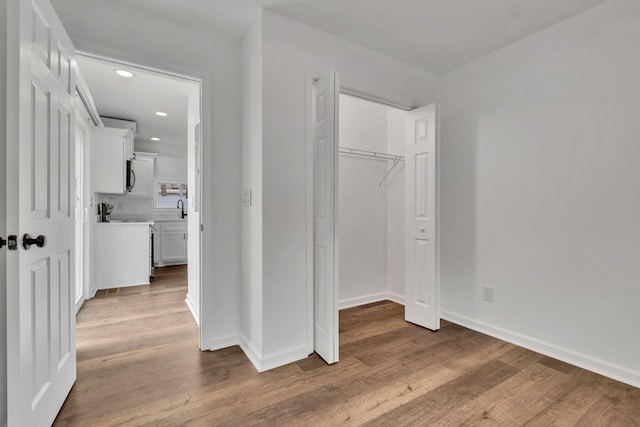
top-left (338, 146), bottom-right (404, 187)
top-left (338, 147), bottom-right (403, 162)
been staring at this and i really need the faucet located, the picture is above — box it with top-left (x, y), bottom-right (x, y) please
top-left (177, 199), bottom-right (187, 219)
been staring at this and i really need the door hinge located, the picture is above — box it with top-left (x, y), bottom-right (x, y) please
top-left (200, 224), bottom-right (204, 232)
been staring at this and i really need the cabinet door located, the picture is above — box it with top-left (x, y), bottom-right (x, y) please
top-left (128, 157), bottom-right (154, 198)
top-left (102, 117), bottom-right (135, 160)
top-left (160, 231), bottom-right (187, 262)
top-left (124, 130), bottom-right (134, 161)
top-left (92, 128), bottom-right (127, 193)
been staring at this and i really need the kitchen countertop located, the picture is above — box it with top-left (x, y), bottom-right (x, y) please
top-left (107, 214), bottom-right (187, 222)
top-left (96, 220), bottom-right (154, 226)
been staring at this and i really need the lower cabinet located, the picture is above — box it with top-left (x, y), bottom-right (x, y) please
top-left (95, 223), bottom-right (151, 289)
top-left (154, 220), bottom-right (188, 266)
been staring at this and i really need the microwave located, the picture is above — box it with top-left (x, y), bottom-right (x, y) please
top-left (126, 159), bottom-right (135, 192)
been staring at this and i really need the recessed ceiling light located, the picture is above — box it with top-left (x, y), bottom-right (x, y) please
top-left (151, 137), bottom-right (160, 141)
top-left (155, 111), bottom-right (168, 117)
top-left (115, 69), bottom-right (134, 78)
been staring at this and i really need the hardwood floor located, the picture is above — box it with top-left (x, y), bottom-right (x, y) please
top-left (54, 267), bottom-right (640, 426)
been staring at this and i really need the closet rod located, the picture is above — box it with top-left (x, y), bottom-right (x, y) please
top-left (338, 147), bottom-right (404, 162)
top-left (339, 147), bottom-right (405, 187)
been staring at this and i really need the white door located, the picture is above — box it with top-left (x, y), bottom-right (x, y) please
top-left (74, 128), bottom-right (85, 312)
top-left (404, 104), bottom-right (440, 330)
top-left (6, 0), bottom-right (77, 425)
top-left (312, 71), bottom-right (339, 364)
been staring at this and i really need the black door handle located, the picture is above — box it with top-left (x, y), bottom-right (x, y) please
top-left (0, 236), bottom-right (6, 249)
top-left (23, 234), bottom-right (47, 250)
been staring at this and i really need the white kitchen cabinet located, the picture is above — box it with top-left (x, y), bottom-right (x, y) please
top-left (127, 153), bottom-right (155, 198)
top-left (102, 117), bottom-right (136, 161)
top-left (92, 127), bottom-right (128, 194)
top-left (154, 220), bottom-right (188, 266)
top-left (95, 222), bottom-right (152, 289)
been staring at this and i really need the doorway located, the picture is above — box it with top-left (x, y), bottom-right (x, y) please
top-left (308, 72), bottom-right (441, 364)
top-left (73, 53), bottom-right (203, 333)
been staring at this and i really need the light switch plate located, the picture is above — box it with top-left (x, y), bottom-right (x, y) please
top-left (242, 189), bottom-right (252, 207)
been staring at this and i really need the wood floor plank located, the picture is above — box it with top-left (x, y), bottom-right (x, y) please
top-left (53, 266), bottom-right (640, 426)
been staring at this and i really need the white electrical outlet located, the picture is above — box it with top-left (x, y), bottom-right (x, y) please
top-left (483, 286), bottom-right (495, 302)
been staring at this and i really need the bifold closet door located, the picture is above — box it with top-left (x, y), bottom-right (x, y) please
top-left (404, 104), bottom-right (440, 331)
top-left (312, 71), bottom-right (340, 364)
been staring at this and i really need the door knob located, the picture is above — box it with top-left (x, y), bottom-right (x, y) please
top-left (0, 236), bottom-right (6, 249)
top-left (419, 226), bottom-right (426, 233)
top-left (23, 234), bottom-right (47, 250)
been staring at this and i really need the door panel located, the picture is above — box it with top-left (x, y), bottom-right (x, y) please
top-left (7, 0), bottom-right (77, 425)
top-left (57, 104), bottom-right (71, 217)
top-left (405, 104), bottom-right (439, 330)
top-left (161, 231), bottom-right (187, 261)
top-left (312, 71), bottom-right (339, 364)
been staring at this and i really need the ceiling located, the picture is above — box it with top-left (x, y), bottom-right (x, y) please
top-left (267, 0), bottom-right (607, 75)
top-left (55, 0), bottom-right (607, 75)
top-left (77, 55), bottom-right (198, 148)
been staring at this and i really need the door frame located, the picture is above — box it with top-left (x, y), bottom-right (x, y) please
top-left (305, 75), bottom-right (442, 354)
top-left (75, 51), bottom-right (206, 344)
top-left (74, 122), bottom-right (85, 313)
top-left (0, 1), bottom-right (7, 424)
top-left (73, 90), bottom-right (97, 304)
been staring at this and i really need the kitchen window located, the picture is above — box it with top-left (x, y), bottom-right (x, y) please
top-left (156, 182), bottom-right (188, 209)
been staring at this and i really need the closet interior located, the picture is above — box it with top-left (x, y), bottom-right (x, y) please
top-left (338, 94), bottom-right (407, 309)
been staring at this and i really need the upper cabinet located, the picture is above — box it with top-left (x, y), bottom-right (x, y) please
top-left (92, 126), bottom-right (128, 194)
top-left (128, 152), bottom-right (156, 198)
top-left (101, 117), bottom-right (136, 161)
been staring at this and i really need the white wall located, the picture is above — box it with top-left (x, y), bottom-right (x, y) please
top-left (439, 0), bottom-right (640, 386)
top-left (240, 15), bottom-right (264, 357)
top-left (51, 0), bottom-right (242, 348)
top-left (386, 108), bottom-right (406, 300)
top-left (338, 95), bottom-right (389, 306)
top-left (260, 9), bottom-right (439, 362)
top-left (0, 0), bottom-right (8, 423)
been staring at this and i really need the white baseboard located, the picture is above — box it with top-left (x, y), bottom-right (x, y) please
top-left (339, 292), bottom-right (406, 309)
top-left (260, 344), bottom-right (310, 372)
top-left (205, 332), bottom-right (306, 373)
top-left (386, 291), bottom-right (405, 306)
top-left (441, 309), bottom-right (640, 389)
top-left (339, 292), bottom-right (388, 309)
top-left (238, 334), bottom-right (263, 371)
top-left (154, 260), bottom-right (188, 267)
top-left (184, 293), bottom-right (200, 326)
top-left (206, 333), bottom-right (240, 351)
top-left (237, 334), bottom-right (309, 373)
